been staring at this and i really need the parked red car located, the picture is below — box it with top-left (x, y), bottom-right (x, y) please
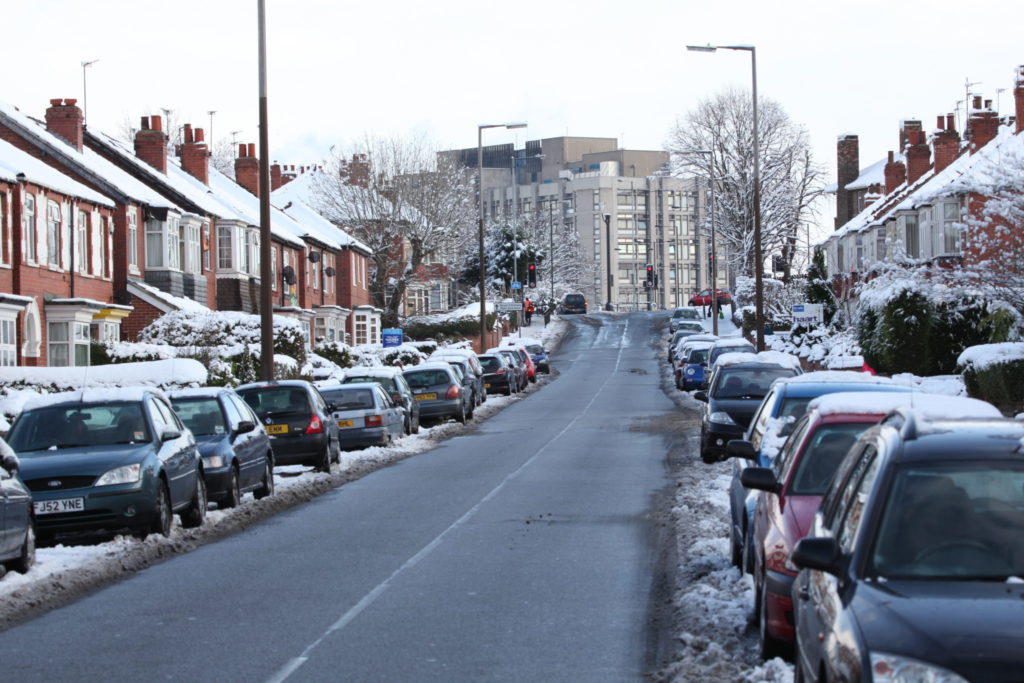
top-left (688, 288), bottom-right (732, 307)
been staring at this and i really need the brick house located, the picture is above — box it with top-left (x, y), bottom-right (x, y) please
top-left (821, 65), bottom-right (1024, 303)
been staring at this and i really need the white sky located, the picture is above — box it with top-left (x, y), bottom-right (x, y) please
top-left (2, 0), bottom-right (1021, 235)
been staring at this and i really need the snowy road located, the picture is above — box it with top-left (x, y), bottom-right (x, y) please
top-left (0, 313), bottom-right (687, 681)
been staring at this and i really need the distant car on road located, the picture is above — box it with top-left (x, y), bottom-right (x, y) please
top-left (558, 293), bottom-right (588, 314)
top-left (7, 388), bottom-right (207, 542)
top-left (170, 387), bottom-right (275, 508)
top-left (689, 288), bottom-right (732, 308)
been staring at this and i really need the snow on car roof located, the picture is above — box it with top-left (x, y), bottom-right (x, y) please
top-left (339, 366), bottom-right (402, 378)
top-left (168, 387), bottom-right (229, 399)
top-left (431, 347), bottom-right (478, 357)
top-left (404, 362), bottom-right (456, 372)
top-left (22, 386), bottom-right (165, 412)
top-left (712, 338), bottom-right (755, 348)
top-left (808, 392), bottom-right (1001, 419)
top-left (715, 350), bottom-right (802, 370)
top-left (778, 370), bottom-right (891, 384)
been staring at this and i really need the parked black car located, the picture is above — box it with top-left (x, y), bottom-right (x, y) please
top-left (790, 409), bottom-right (1024, 682)
top-left (170, 388), bottom-right (275, 508)
top-left (334, 367), bottom-right (420, 435)
top-left (490, 348), bottom-right (527, 393)
top-left (696, 360), bottom-right (801, 463)
top-left (236, 380), bottom-right (340, 473)
top-left (7, 388), bottom-right (206, 541)
top-left (0, 437), bottom-right (34, 574)
top-left (478, 353), bottom-right (516, 395)
top-left (402, 363), bottom-right (474, 424)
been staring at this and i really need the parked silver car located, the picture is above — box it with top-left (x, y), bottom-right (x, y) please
top-left (322, 383), bottom-right (406, 449)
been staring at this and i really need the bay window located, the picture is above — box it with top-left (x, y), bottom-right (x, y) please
top-left (48, 320), bottom-right (89, 367)
top-left (216, 222), bottom-right (259, 276)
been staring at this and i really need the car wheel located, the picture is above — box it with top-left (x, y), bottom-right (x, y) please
top-left (315, 444), bottom-right (332, 473)
top-left (730, 525), bottom-right (743, 568)
top-left (467, 401), bottom-right (475, 420)
top-left (457, 403), bottom-right (468, 424)
top-left (404, 413), bottom-right (412, 436)
top-left (180, 474), bottom-right (208, 529)
top-left (412, 414), bottom-right (421, 435)
top-left (793, 641), bottom-right (807, 683)
top-left (221, 465), bottom-right (242, 509)
top-left (743, 528), bottom-right (756, 575)
top-left (758, 580), bottom-right (787, 660)
top-left (146, 480), bottom-right (173, 539)
top-left (10, 521), bottom-right (36, 574)
top-left (254, 456), bottom-right (275, 500)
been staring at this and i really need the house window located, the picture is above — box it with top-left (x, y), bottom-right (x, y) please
top-left (0, 195), bottom-right (7, 266)
top-left (876, 230), bottom-right (887, 263)
top-left (354, 313), bottom-right (369, 345)
top-left (904, 215), bottom-right (919, 258)
top-left (248, 231), bottom-right (260, 276)
top-left (271, 246), bottom-right (278, 291)
top-left (47, 200), bottom-right (62, 267)
top-left (48, 321), bottom-right (90, 367)
top-left (0, 318), bottom-right (15, 366)
top-left (23, 194), bottom-right (37, 263)
top-left (98, 216), bottom-right (108, 277)
top-left (90, 321), bottom-right (120, 344)
top-left (182, 221), bottom-right (201, 274)
top-left (218, 225), bottom-right (233, 269)
top-left (941, 202), bottom-right (960, 254)
top-left (201, 224), bottom-right (210, 271)
top-left (836, 244), bottom-right (845, 272)
top-left (128, 209), bottom-right (138, 271)
top-left (77, 209), bottom-right (89, 274)
top-left (592, 190), bottom-right (600, 211)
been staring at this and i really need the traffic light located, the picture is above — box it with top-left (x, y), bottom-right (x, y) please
top-left (527, 262), bottom-right (537, 287)
top-left (708, 252), bottom-right (715, 273)
top-left (645, 264), bottom-right (654, 286)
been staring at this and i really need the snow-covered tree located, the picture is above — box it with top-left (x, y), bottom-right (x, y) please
top-left (666, 88), bottom-right (825, 282)
top-left (312, 135), bottom-right (477, 324)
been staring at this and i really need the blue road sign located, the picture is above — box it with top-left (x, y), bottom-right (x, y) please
top-left (382, 328), bottom-right (403, 348)
top-left (511, 281), bottom-right (522, 290)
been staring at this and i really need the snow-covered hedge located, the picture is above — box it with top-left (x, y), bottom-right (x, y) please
top-left (734, 275), bottom-right (804, 333)
top-left (137, 310), bottom-right (309, 365)
top-left (958, 342), bottom-right (1024, 415)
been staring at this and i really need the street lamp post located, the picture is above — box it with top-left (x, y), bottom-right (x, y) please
top-left (603, 213), bottom-right (613, 311)
top-left (81, 59), bottom-right (98, 124)
top-left (687, 43), bottom-right (764, 349)
top-left (478, 122), bottom-right (527, 352)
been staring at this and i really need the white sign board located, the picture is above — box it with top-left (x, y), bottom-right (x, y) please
top-left (792, 303), bottom-right (824, 326)
top-left (495, 300), bottom-right (521, 312)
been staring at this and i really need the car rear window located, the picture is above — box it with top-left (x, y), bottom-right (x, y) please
top-left (171, 397), bottom-right (226, 436)
top-left (404, 370), bottom-right (451, 387)
top-left (322, 388), bottom-right (376, 410)
top-left (342, 376), bottom-right (396, 392)
top-left (238, 387), bottom-right (311, 417)
top-left (480, 357), bottom-right (504, 372)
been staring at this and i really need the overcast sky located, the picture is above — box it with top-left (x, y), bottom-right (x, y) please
top-left (3, 0), bottom-right (1021, 232)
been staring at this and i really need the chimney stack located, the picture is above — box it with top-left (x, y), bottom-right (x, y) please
top-left (967, 96), bottom-right (999, 152)
top-left (235, 143), bottom-right (260, 197)
top-left (834, 134), bottom-right (859, 229)
top-left (134, 115), bottom-right (168, 173)
top-left (931, 113), bottom-right (961, 174)
top-left (179, 123), bottom-right (210, 185)
top-left (899, 119), bottom-right (922, 153)
top-left (905, 130), bottom-right (931, 185)
top-left (44, 98), bottom-right (84, 151)
top-left (883, 151), bottom-right (906, 194)
top-left (1015, 65), bottom-right (1024, 134)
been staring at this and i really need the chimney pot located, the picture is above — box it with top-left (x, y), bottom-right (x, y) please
top-left (973, 95), bottom-right (982, 110)
top-left (195, 128), bottom-right (204, 143)
top-left (134, 113), bottom-right (168, 173)
top-left (184, 123), bottom-right (194, 144)
top-left (49, 98), bottom-right (63, 106)
top-left (64, 98), bottom-right (77, 106)
top-left (248, 143), bottom-right (256, 157)
top-left (946, 114), bottom-right (955, 131)
top-left (45, 97), bottom-right (84, 151)
top-left (151, 115), bottom-right (163, 132)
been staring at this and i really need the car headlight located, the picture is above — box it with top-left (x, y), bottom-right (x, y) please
top-left (203, 455), bottom-right (225, 469)
top-left (709, 411), bottom-right (738, 426)
top-left (95, 463), bottom-right (142, 487)
top-left (870, 652), bottom-right (968, 683)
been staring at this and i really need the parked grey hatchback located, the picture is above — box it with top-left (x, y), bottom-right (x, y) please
top-left (320, 383), bottom-right (406, 449)
top-left (402, 363), bottom-right (473, 425)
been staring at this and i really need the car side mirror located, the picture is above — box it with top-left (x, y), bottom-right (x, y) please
top-left (160, 425), bottom-right (182, 442)
top-left (693, 391), bottom-right (708, 402)
top-left (727, 440), bottom-right (757, 461)
top-left (1, 453), bottom-right (19, 473)
top-left (235, 420), bottom-right (256, 435)
top-left (740, 466), bottom-right (780, 493)
top-left (790, 537), bottom-right (842, 575)
top-left (327, 402), bottom-right (339, 412)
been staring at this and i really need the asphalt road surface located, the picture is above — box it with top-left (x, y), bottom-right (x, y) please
top-left (1, 312), bottom-right (682, 682)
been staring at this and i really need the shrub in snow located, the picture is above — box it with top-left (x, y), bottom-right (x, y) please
top-left (734, 275), bottom-right (803, 333)
top-left (805, 248), bottom-right (837, 324)
top-left (402, 314), bottom-right (490, 345)
top-left (958, 342), bottom-right (1024, 415)
top-left (315, 341), bottom-right (355, 369)
top-left (379, 344), bottom-right (427, 368)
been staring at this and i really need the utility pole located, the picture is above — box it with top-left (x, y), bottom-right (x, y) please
top-left (604, 213), bottom-right (613, 310)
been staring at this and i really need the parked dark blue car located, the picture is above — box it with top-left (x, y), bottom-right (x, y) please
top-left (170, 388), bottom-right (275, 508)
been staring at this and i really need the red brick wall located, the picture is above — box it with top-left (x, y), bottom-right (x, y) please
top-left (121, 296), bottom-right (165, 341)
top-left (235, 144), bottom-right (259, 197)
top-left (134, 116), bottom-right (167, 174)
top-left (179, 125), bottom-right (209, 186)
top-left (44, 99), bottom-right (84, 151)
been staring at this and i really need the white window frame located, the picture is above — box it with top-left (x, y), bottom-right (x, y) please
top-left (0, 193), bottom-right (8, 267)
top-left (47, 200), bottom-right (62, 268)
top-left (77, 208), bottom-right (89, 275)
top-left (127, 208), bottom-right (139, 272)
top-left (23, 193), bottom-right (37, 264)
top-left (47, 320), bottom-right (90, 367)
top-left (271, 246), bottom-right (278, 291)
top-left (181, 218), bottom-right (201, 274)
top-left (0, 317), bottom-right (15, 366)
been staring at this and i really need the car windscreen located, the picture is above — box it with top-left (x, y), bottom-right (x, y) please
top-left (685, 348), bottom-right (709, 364)
top-left (870, 464), bottom-right (1024, 580)
top-left (679, 322), bottom-right (704, 332)
top-left (787, 423), bottom-right (866, 495)
top-left (524, 344), bottom-right (544, 354)
top-left (713, 367), bottom-right (797, 399)
top-left (321, 388), bottom-right (376, 410)
top-left (8, 402), bottom-right (150, 452)
top-left (238, 387), bottom-right (311, 418)
top-left (673, 309), bottom-right (701, 320)
top-left (171, 397), bottom-right (227, 436)
top-left (564, 295), bottom-right (585, 304)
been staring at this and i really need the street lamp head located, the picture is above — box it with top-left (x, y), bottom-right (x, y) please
top-left (81, 59), bottom-right (99, 68)
top-left (686, 44), bottom-right (717, 53)
top-left (504, 122), bottom-right (528, 130)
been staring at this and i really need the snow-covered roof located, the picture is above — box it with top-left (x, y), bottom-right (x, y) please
top-left (167, 387), bottom-right (228, 400)
top-left (0, 100), bottom-right (178, 210)
top-left (809, 391), bottom-right (1000, 419)
top-left (714, 350), bottom-right (802, 370)
top-left (205, 165), bottom-right (305, 248)
top-left (0, 137), bottom-right (113, 207)
top-left (22, 386), bottom-right (169, 412)
top-left (272, 174), bottom-right (371, 253)
top-left (336, 367), bottom-right (404, 379)
top-left (128, 279), bottom-right (210, 314)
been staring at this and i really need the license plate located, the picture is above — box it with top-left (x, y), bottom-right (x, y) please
top-left (336, 419), bottom-right (354, 428)
top-left (34, 497), bottom-right (85, 515)
top-left (484, 383), bottom-right (491, 388)
top-left (415, 394), bottom-right (437, 401)
top-left (266, 424), bottom-right (289, 434)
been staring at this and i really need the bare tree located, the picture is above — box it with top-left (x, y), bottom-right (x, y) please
top-left (666, 88), bottom-right (825, 282)
top-left (312, 134), bottom-right (476, 324)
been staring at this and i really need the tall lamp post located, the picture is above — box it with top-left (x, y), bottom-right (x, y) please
top-left (687, 43), bottom-right (764, 350)
top-left (478, 122), bottom-right (527, 352)
top-left (81, 59), bottom-right (98, 123)
top-left (603, 213), bottom-right (613, 310)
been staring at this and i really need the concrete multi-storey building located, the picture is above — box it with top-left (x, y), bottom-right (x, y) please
top-left (446, 137), bottom-right (722, 310)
